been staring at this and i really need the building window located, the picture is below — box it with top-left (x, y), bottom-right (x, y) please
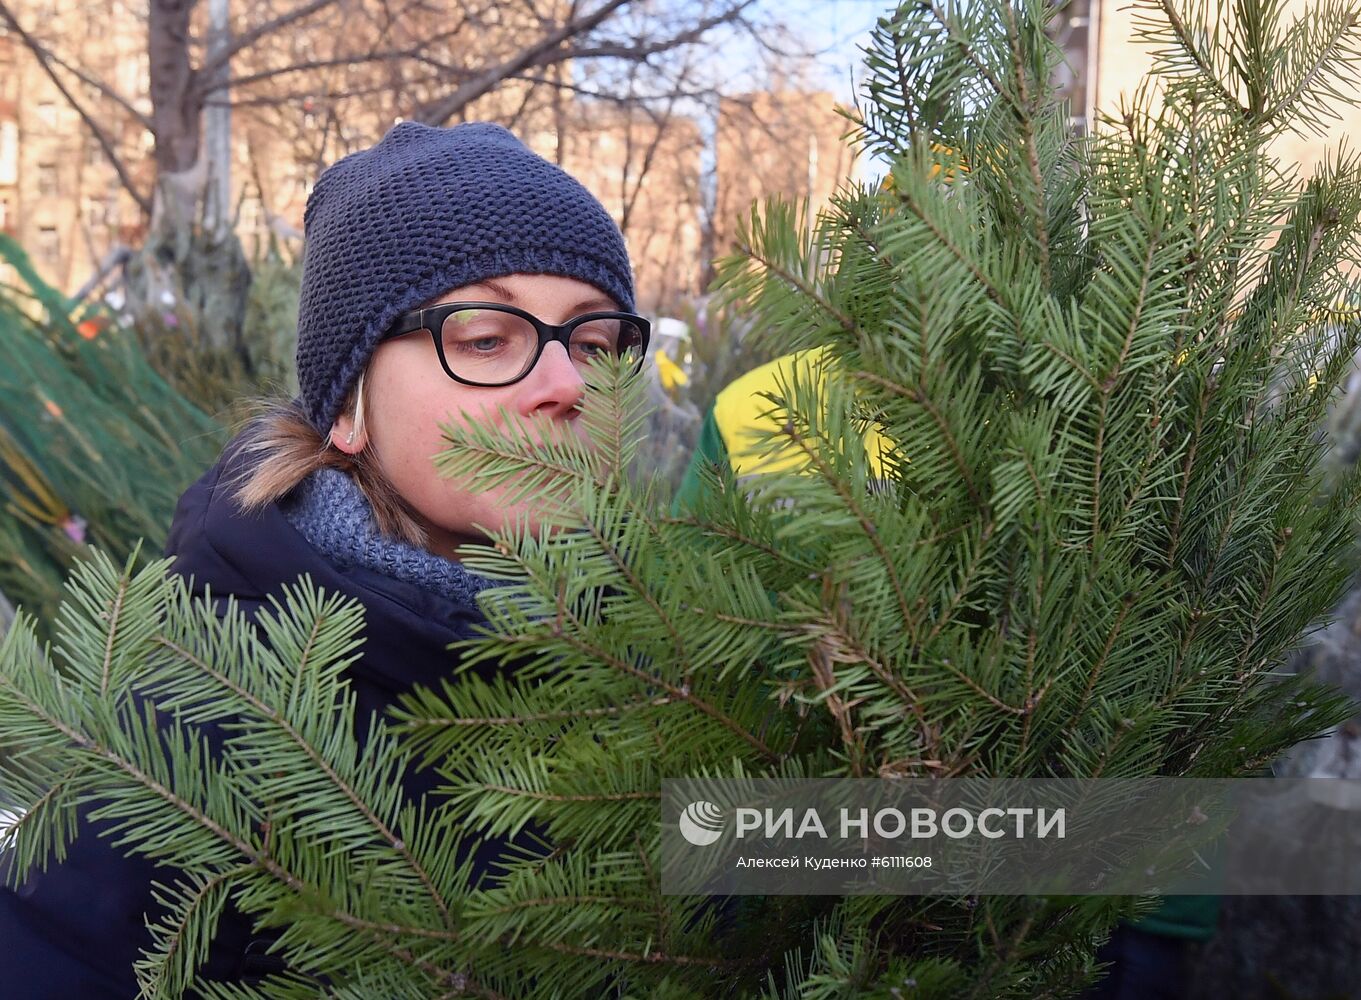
top-left (35, 101), bottom-right (57, 128)
top-left (0, 196), bottom-right (10, 230)
top-left (240, 196), bottom-right (263, 235)
top-left (0, 121), bottom-right (17, 185)
top-left (36, 162), bottom-right (58, 197)
top-left (81, 195), bottom-right (110, 229)
top-left (37, 226), bottom-right (59, 266)
top-left (135, 53), bottom-right (150, 99)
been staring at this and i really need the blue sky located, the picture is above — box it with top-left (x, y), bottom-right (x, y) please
top-left (781, 0), bottom-right (890, 100)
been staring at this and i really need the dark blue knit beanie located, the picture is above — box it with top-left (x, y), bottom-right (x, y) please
top-left (295, 120), bottom-right (636, 434)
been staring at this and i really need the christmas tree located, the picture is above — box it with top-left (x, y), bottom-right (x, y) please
top-left (5, 0), bottom-right (1361, 995)
top-left (0, 236), bottom-right (225, 631)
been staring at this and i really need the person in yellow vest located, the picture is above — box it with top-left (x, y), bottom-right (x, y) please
top-left (672, 347), bottom-right (1219, 997)
top-left (672, 345), bottom-right (893, 509)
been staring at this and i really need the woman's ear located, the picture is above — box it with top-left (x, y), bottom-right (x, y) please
top-left (329, 373), bottom-right (369, 454)
top-left (329, 413), bottom-right (367, 454)
top-left (328, 413), bottom-right (367, 455)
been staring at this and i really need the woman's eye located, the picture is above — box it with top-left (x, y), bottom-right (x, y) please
top-left (448, 334), bottom-right (505, 353)
top-left (571, 326), bottom-right (617, 360)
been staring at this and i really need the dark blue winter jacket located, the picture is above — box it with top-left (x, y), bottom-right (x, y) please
top-left (0, 428), bottom-right (522, 996)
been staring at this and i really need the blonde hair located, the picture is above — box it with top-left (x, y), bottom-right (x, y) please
top-left (226, 370), bottom-right (431, 548)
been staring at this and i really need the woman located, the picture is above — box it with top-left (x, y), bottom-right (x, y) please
top-left (0, 120), bottom-right (649, 996)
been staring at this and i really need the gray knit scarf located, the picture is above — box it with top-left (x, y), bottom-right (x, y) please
top-left (278, 466), bottom-right (498, 609)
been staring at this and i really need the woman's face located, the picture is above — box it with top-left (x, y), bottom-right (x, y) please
top-left (329, 272), bottom-right (618, 560)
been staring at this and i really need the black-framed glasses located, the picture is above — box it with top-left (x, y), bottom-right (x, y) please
top-left (380, 301), bottom-right (652, 387)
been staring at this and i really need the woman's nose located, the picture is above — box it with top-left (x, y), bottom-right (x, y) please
top-left (520, 340), bottom-right (585, 416)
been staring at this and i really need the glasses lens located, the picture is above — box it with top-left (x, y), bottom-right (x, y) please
top-left (568, 318), bottom-right (647, 372)
top-left (438, 309), bottom-right (537, 383)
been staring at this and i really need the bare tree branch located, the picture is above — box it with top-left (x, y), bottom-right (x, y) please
top-left (506, 72), bottom-right (718, 103)
top-left (412, 0), bottom-right (634, 125)
top-left (204, 73), bottom-right (449, 110)
top-left (217, 47), bottom-right (423, 92)
top-left (195, 0), bottom-right (341, 85)
top-left (563, 0), bottom-right (760, 62)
